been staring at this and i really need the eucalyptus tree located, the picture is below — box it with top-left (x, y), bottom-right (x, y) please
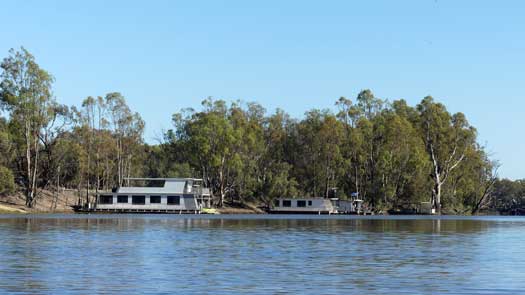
top-left (336, 96), bottom-right (362, 199)
top-left (318, 115), bottom-right (344, 198)
top-left (257, 109), bottom-right (298, 206)
top-left (469, 157), bottom-right (499, 215)
top-left (228, 102), bottom-right (266, 202)
top-left (0, 117), bottom-right (14, 195)
top-left (0, 47), bottom-right (67, 207)
top-left (104, 92), bottom-right (145, 187)
top-left (174, 98), bottom-right (238, 207)
top-left (374, 108), bottom-right (429, 208)
top-left (294, 110), bottom-right (344, 198)
top-left (491, 179), bottom-right (525, 214)
top-left (417, 96), bottom-right (477, 213)
top-left (443, 146), bottom-right (499, 214)
top-left (356, 89), bottom-right (384, 120)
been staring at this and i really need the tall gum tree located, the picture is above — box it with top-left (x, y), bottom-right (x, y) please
top-left (417, 96), bottom-right (476, 214)
top-left (0, 47), bottom-right (56, 207)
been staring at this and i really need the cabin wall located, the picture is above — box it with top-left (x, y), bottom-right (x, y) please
top-left (337, 200), bottom-right (355, 213)
top-left (271, 198), bottom-right (335, 213)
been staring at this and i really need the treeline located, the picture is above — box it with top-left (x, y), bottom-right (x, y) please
top-left (0, 48), bottom-right (144, 207)
top-left (153, 95), bottom-right (496, 214)
top-left (0, 47), bottom-right (522, 214)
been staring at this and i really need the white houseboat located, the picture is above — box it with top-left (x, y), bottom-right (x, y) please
top-left (269, 197), bottom-right (365, 214)
top-left (270, 198), bottom-right (338, 214)
top-left (88, 178), bottom-right (212, 213)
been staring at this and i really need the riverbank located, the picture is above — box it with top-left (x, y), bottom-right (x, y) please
top-left (0, 192), bottom-right (265, 214)
top-left (0, 204), bottom-right (27, 214)
top-left (217, 201), bottom-right (265, 214)
top-left (0, 189), bottom-right (77, 214)
top-left (0, 191), bottom-right (512, 216)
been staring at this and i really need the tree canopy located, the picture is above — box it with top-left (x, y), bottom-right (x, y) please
top-left (0, 47), bottom-right (520, 214)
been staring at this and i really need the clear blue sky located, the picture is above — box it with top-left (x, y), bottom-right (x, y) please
top-left (1, 0), bottom-right (523, 179)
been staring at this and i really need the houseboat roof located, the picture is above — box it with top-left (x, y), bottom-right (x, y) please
top-left (124, 177), bottom-right (204, 181)
top-left (275, 197), bottom-right (329, 200)
top-left (114, 177), bottom-right (208, 195)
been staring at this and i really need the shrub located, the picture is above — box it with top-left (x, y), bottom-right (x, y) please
top-left (0, 166), bottom-right (15, 195)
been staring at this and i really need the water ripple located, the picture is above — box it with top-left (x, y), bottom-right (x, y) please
top-left (0, 215), bottom-right (524, 294)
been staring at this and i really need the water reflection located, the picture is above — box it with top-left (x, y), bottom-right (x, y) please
top-left (0, 215), bottom-right (524, 294)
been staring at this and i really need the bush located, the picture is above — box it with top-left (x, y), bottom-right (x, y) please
top-left (0, 166), bottom-right (15, 195)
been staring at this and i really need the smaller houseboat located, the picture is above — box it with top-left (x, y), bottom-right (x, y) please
top-left (269, 197), bottom-right (365, 214)
top-left (270, 198), bottom-right (337, 214)
top-left (78, 178), bottom-right (212, 214)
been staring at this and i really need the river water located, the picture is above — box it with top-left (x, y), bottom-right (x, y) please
top-left (0, 215), bottom-right (524, 294)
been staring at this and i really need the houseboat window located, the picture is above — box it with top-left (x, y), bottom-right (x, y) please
top-left (167, 196), bottom-right (180, 205)
top-left (149, 196), bottom-right (161, 203)
top-left (117, 195), bottom-right (128, 203)
top-left (132, 195), bottom-right (146, 205)
top-left (99, 195), bottom-right (113, 204)
top-left (283, 200), bottom-right (292, 207)
top-left (308, 201), bottom-right (312, 206)
top-left (297, 200), bottom-right (306, 207)
top-left (274, 199), bottom-right (280, 207)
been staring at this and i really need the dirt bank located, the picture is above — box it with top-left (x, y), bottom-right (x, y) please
top-left (217, 201), bottom-right (265, 214)
top-left (1, 191), bottom-right (266, 214)
top-left (0, 189), bottom-right (78, 214)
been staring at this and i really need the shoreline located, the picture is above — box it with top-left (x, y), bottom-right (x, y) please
top-left (0, 195), bottom-right (509, 216)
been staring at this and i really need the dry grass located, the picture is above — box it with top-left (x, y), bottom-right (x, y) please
top-left (0, 203), bottom-right (27, 214)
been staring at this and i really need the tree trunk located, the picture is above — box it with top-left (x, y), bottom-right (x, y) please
top-left (25, 121), bottom-right (33, 207)
top-left (219, 172), bottom-right (225, 207)
top-left (86, 141), bottom-right (90, 205)
top-left (354, 164), bottom-right (359, 198)
top-left (325, 164), bottom-right (330, 198)
top-left (218, 156), bottom-right (226, 207)
top-left (433, 181), bottom-right (442, 214)
top-left (30, 130), bottom-right (39, 207)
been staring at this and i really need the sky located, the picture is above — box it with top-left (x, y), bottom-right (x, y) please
top-left (0, 0), bottom-right (523, 179)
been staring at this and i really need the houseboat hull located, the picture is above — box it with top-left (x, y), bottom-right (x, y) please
top-left (73, 207), bottom-right (203, 214)
top-left (268, 210), bottom-right (334, 215)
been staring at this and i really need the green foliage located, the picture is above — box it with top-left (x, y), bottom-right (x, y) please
top-left (0, 166), bottom-right (15, 195)
top-left (492, 179), bottom-right (525, 214)
top-left (0, 47), bottom-right (60, 207)
top-left (417, 96), bottom-right (479, 212)
top-left (154, 90), bottom-right (500, 212)
top-left (0, 48), bottom-right (509, 213)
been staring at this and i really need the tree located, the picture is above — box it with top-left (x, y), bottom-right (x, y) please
top-left (0, 47), bottom-right (500, 215)
top-left (491, 179), bottom-right (525, 214)
top-left (172, 98), bottom-right (238, 207)
top-left (258, 109), bottom-right (298, 205)
top-left (417, 96), bottom-right (476, 214)
top-left (375, 109), bottom-right (429, 209)
top-left (105, 92), bottom-right (144, 187)
top-left (72, 93), bottom-right (144, 202)
top-left (0, 47), bottom-right (56, 207)
top-left (0, 119), bottom-right (15, 196)
top-left (227, 102), bottom-right (265, 203)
